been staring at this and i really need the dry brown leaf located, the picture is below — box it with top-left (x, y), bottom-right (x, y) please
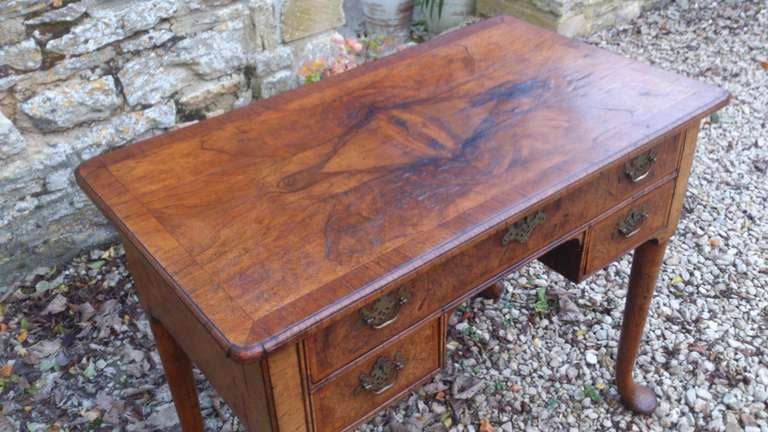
top-left (42, 294), bottom-right (67, 315)
top-left (480, 418), bottom-right (495, 432)
top-left (1, 363), bottom-right (12, 378)
top-left (16, 328), bottom-right (28, 343)
top-left (52, 0), bottom-right (64, 7)
top-left (759, 59), bottom-right (768, 71)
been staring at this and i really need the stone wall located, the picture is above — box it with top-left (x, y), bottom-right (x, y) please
top-left (0, 0), bottom-right (353, 290)
top-left (477, 0), bottom-right (669, 36)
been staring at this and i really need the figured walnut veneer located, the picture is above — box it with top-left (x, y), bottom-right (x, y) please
top-left (77, 16), bottom-right (728, 432)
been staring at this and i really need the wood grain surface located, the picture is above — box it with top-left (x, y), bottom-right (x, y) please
top-left (76, 16), bottom-right (729, 361)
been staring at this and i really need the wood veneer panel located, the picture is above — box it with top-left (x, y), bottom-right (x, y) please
top-left (267, 344), bottom-right (310, 432)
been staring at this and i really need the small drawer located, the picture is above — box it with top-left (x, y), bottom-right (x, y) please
top-left (579, 133), bottom-right (681, 214)
top-left (310, 318), bottom-right (441, 432)
top-left (585, 180), bottom-right (676, 274)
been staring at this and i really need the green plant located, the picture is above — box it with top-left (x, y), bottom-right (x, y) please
top-left (418, 0), bottom-right (445, 18)
top-left (533, 287), bottom-right (552, 313)
top-left (583, 385), bottom-right (602, 402)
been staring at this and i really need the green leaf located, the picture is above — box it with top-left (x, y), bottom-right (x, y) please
top-left (39, 357), bottom-right (57, 372)
top-left (441, 411), bottom-right (452, 428)
top-left (534, 287), bottom-right (550, 313)
top-left (20, 317), bottom-right (30, 330)
top-left (83, 361), bottom-right (96, 379)
top-left (88, 260), bottom-right (106, 270)
top-left (583, 385), bottom-right (602, 402)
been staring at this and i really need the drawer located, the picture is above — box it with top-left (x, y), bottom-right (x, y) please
top-left (585, 180), bottom-right (676, 274)
top-left (310, 318), bottom-right (441, 432)
top-left (306, 134), bottom-right (682, 381)
top-left (572, 133), bottom-right (681, 215)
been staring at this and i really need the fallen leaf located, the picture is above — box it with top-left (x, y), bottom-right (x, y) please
top-left (76, 302), bottom-right (96, 322)
top-left (42, 294), bottom-right (68, 315)
top-left (452, 375), bottom-right (485, 400)
top-left (27, 339), bottom-right (62, 364)
top-left (758, 59), bottom-right (768, 70)
top-left (16, 329), bottom-right (28, 343)
top-left (480, 418), bottom-right (495, 432)
top-left (0, 414), bottom-right (16, 432)
top-left (83, 361), bottom-right (96, 379)
top-left (1, 363), bottom-right (12, 378)
top-left (435, 390), bottom-right (445, 401)
top-left (81, 409), bottom-right (101, 422)
top-left (670, 275), bottom-right (684, 285)
top-left (122, 344), bottom-right (145, 364)
top-left (88, 260), bottom-right (106, 270)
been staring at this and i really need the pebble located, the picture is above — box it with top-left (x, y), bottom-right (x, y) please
top-left (686, 389), bottom-right (698, 407)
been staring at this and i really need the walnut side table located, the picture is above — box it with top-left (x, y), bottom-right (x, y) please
top-left (76, 17), bottom-right (728, 432)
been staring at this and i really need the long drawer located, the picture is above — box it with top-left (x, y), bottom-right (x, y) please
top-left (305, 133), bottom-right (682, 382)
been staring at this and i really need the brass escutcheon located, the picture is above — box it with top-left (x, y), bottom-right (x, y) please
top-left (624, 150), bottom-right (658, 183)
top-left (356, 352), bottom-right (406, 395)
top-left (502, 211), bottom-right (546, 246)
top-left (359, 290), bottom-right (412, 330)
top-left (617, 207), bottom-right (648, 238)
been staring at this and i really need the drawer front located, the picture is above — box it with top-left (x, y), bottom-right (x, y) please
top-left (585, 180), bottom-right (676, 274)
top-left (310, 318), bottom-right (441, 432)
top-left (600, 133), bottom-right (681, 205)
top-left (306, 134), bottom-right (681, 381)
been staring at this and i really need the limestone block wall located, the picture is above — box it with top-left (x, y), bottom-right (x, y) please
top-left (0, 0), bottom-right (354, 290)
top-left (478, 0), bottom-right (669, 36)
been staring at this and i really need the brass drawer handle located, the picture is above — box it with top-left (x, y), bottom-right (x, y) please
top-left (359, 290), bottom-right (412, 330)
top-left (617, 207), bottom-right (648, 238)
top-left (357, 353), bottom-right (406, 395)
top-left (624, 150), bottom-right (658, 183)
top-left (502, 211), bottom-right (546, 246)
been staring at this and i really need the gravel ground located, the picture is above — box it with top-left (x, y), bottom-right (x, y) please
top-left (1, 1), bottom-right (766, 431)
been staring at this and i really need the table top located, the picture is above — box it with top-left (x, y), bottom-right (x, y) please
top-left (76, 16), bottom-right (728, 360)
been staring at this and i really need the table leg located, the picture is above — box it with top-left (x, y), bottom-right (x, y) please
top-left (477, 281), bottom-right (505, 301)
top-left (150, 317), bottom-right (205, 432)
top-left (616, 238), bottom-right (668, 415)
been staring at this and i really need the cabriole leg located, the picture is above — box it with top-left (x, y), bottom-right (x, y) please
top-left (616, 239), bottom-right (668, 415)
